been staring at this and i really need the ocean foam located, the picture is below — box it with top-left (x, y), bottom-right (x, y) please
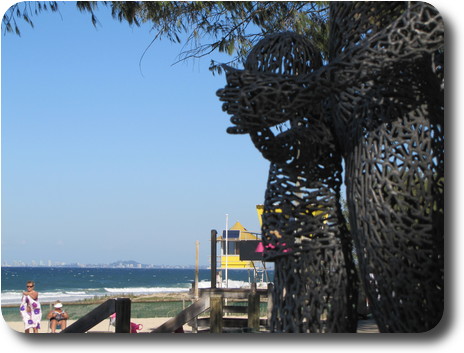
top-left (103, 287), bottom-right (190, 294)
top-left (1, 290), bottom-right (99, 305)
top-left (1, 286), bottom-right (192, 305)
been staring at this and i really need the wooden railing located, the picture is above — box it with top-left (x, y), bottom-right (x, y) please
top-left (60, 286), bottom-right (271, 333)
top-left (198, 284), bottom-right (270, 333)
top-left (151, 296), bottom-right (211, 333)
top-left (152, 283), bottom-right (272, 333)
top-left (61, 298), bottom-right (131, 333)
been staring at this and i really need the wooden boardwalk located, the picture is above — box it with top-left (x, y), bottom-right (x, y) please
top-left (357, 318), bottom-right (379, 333)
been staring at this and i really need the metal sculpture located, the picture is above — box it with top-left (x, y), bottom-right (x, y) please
top-left (217, 1), bottom-right (444, 333)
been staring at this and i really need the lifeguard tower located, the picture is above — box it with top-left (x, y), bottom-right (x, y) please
top-left (215, 221), bottom-right (269, 286)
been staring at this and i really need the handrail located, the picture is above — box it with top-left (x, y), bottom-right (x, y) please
top-left (61, 298), bottom-right (131, 333)
top-left (151, 296), bottom-right (210, 333)
top-left (198, 287), bottom-right (268, 299)
top-left (152, 284), bottom-right (273, 333)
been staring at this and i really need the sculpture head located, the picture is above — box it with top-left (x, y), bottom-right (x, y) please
top-left (218, 32), bottom-right (322, 134)
top-left (244, 32), bottom-right (322, 75)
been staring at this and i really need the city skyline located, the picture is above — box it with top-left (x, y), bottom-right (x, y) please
top-left (1, 258), bottom-right (208, 269)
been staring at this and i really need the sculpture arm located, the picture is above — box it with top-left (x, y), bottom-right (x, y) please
top-left (217, 3), bottom-right (443, 134)
top-left (325, 2), bottom-right (444, 86)
top-left (217, 69), bottom-right (312, 134)
top-left (249, 127), bottom-right (307, 165)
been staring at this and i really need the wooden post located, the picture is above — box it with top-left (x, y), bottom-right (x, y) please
top-left (115, 298), bottom-right (131, 333)
top-left (211, 230), bottom-right (217, 289)
top-left (267, 283), bottom-right (273, 330)
top-left (210, 295), bottom-right (223, 333)
top-left (190, 284), bottom-right (198, 333)
top-left (247, 283), bottom-right (260, 332)
top-left (195, 240), bottom-right (200, 299)
top-left (193, 241), bottom-right (200, 333)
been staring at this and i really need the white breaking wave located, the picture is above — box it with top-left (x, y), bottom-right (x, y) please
top-left (1, 290), bottom-right (100, 305)
top-left (103, 287), bottom-right (190, 294)
top-left (1, 286), bottom-right (190, 305)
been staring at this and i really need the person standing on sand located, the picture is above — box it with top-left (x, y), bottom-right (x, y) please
top-left (20, 280), bottom-right (42, 333)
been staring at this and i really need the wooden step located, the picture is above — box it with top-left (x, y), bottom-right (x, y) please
top-left (223, 305), bottom-right (248, 314)
top-left (192, 317), bottom-right (267, 329)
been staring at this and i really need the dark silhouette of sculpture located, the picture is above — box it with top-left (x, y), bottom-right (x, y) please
top-left (236, 32), bottom-right (358, 333)
top-left (217, 2), bottom-right (444, 333)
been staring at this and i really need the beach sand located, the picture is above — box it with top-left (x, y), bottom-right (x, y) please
top-left (5, 318), bottom-right (379, 333)
top-left (3, 292), bottom-right (379, 333)
top-left (5, 317), bottom-right (192, 333)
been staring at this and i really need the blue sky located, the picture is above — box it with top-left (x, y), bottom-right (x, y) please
top-left (2, 1), bottom-right (464, 351)
top-left (1, 2), bottom-right (270, 266)
top-left (0, 1), bottom-right (459, 270)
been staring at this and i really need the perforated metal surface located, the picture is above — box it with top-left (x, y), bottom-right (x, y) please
top-left (217, 2), bottom-right (444, 333)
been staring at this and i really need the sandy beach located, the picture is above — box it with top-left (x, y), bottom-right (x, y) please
top-left (5, 317), bottom-right (379, 333)
top-left (3, 291), bottom-right (378, 334)
top-left (5, 317), bottom-right (192, 334)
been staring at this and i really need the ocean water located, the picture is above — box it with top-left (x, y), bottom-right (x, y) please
top-left (1, 267), bottom-right (273, 305)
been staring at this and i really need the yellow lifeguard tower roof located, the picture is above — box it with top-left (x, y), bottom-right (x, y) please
top-left (217, 221), bottom-right (261, 269)
top-left (218, 221), bottom-right (259, 241)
